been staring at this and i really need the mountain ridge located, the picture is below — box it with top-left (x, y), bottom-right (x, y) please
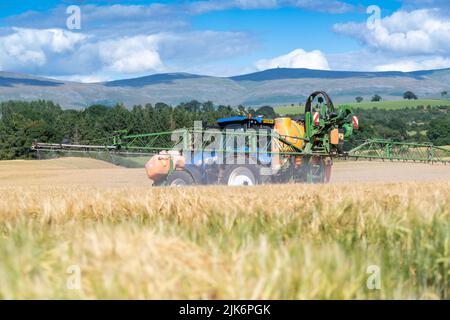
top-left (1, 67), bottom-right (449, 109)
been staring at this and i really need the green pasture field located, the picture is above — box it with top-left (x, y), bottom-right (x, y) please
top-left (275, 99), bottom-right (450, 115)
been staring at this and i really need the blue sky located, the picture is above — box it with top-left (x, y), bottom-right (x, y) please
top-left (0, 0), bottom-right (449, 81)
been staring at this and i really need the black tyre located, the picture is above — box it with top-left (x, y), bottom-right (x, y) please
top-left (165, 170), bottom-right (195, 186)
top-left (304, 157), bottom-right (326, 183)
top-left (221, 165), bottom-right (258, 186)
top-left (152, 179), bottom-right (166, 187)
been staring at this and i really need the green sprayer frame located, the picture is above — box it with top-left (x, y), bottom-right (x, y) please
top-left (33, 129), bottom-right (450, 165)
top-left (346, 139), bottom-right (450, 164)
top-left (111, 129), bottom-right (450, 164)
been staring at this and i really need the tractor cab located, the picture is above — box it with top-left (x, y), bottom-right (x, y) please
top-left (215, 116), bottom-right (275, 166)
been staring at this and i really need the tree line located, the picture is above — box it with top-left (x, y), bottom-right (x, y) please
top-left (355, 91), bottom-right (450, 102)
top-left (346, 105), bottom-right (450, 148)
top-left (0, 100), bottom-right (449, 160)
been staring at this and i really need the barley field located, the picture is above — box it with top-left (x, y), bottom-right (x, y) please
top-left (0, 159), bottom-right (449, 299)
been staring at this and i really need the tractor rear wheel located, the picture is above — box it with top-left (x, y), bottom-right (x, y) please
top-left (300, 156), bottom-right (328, 183)
top-left (222, 165), bottom-right (258, 186)
top-left (165, 170), bottom-right (195, 186)
top-left (152, 179), bottom-right (166, 187)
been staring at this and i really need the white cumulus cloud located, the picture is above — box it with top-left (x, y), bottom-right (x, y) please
top-left (97, 35), bottom-right (164, 74)
top-left (256, 48), bottom-right (330, 70)
top-left (0, 28), bottom-right (86, 69)
top-left (0, 26), bottom-right (256, 81)
top-left (331, 8), bottom-right (450, 72)
top-left (333, 9), bottom-right (450, 55)
top-left (374, 56), bottom-right (450, 72)
top-left (0, 28), bottom-right (165, 77)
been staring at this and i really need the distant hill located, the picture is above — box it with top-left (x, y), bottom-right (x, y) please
top-left (229, 68), bottom-right (438, 81)
top-left (1, 67), bottom-right (450, 109)
top-left (104, 73), bottom-right (204, 87)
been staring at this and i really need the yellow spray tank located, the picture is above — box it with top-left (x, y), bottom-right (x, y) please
top-left (274, 117), bottom-right (305, 150)
top-left (271, 117), bottom-right (305, 170)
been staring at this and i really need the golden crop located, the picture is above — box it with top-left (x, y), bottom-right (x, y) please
top-left (0, 181), bottom-right (448, 299)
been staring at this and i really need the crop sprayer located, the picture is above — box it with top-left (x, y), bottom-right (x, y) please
top-left (32, 91), bottom-right (450, 186)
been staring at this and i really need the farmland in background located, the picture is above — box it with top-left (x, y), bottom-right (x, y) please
top-left (275, 99), bottom-right (450, 115)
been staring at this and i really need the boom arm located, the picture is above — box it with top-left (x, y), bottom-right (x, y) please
top-left (347, 139), bottom-right (450, 164)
